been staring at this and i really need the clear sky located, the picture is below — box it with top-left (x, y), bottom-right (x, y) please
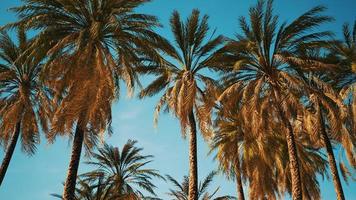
top-left (0, 0), bottom-right (355, 199)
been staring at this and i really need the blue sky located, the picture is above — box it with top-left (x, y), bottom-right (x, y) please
top-left (0, 0), bottom-right (355, 199)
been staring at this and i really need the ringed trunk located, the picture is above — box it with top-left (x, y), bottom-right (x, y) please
top-left (0, 122), bottom-right (21, 186)
top-left (274, 89), bottom-right (302, 200)
top-left (319, 106), bottom-right (345, 200)
top-left (234, 158), bottom-right (245, 200)
top-left (62, 124), bottom-right (84, 200)
top-left (188, 111), bottom-right (198, 200)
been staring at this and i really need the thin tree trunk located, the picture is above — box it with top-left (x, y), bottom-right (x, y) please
top-left (188, 111), bottom-right (198, 200)
top-left (234, 158), bottom-right (245, 200)
top-left (319, 106), bottom-right (345, 200)
top-left (274, 89), bottom-right (302, 200)
top-left (0, 122), bottom-right (21, 186)
top-left (62, 124), bottom-right (84, 200)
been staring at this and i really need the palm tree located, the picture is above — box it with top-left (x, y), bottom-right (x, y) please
top-left (290, 22), bottom-right (356, 199)
top-left (0, 27), bottom-right (50, 186)
top-left (138, 9), bottom-right (224, 200)
top-left (306, 92), bottom-right (347, 200)
top-left (210, 108), bottom-right (244, 200)
top-left (9, 1), bottom-right (163, 199)
top-left (214, 1), bottom-right (332, 199)
top-left (211, 99), bottom-right (328, 200)
top-left (52, 178), bottom-right (161, 200)
top-left (80, 140), bottom-right (163, 199)
top-left (210, 125), bottom-right (244, 200)
top-left (166, 171), bottom-right (235, 200)
top-left (329, 21), bottom-right (356, 163)
top-left (51, 177), bottom-right (113, 200)
top-left (289, 62), bottom-right (349, 199)
top-left (206, 86), bottom-right (245, 200)
top-left (329, 20), bottom-right (356, 88)
top-left (319, 20), bottom-right (356, 199)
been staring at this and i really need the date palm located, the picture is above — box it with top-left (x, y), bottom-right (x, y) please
top-left (80, 140), bottom-right (163, 199)
top-left (8, 0), bottom-right (163, 199)
top-left (331, 21), bottom-right (356, 147)
top-left (166, 171), bottom-right (235, 200)
top-left (212, 100), bottom-right (327, 200)
top-left (52, 177), bottom-right (160, 200)
top-left (138, 9), bottom-right (224, 200)
top-left (205, 86), bottom-right (245, 200)
top-left (51, 177), bottom-right (113, 200)
top-left (330, 20), bottom-right (356, 88)
top-left (304, 92), bottom-right (347, 200)
top-left (215, 1), bottom-right (332, 199)
top-left (210, 112), bottom-right (245, 200)
top-left (0, 27), bottom-right (50, 186)
top-left (291, 65), bottom-right (351, 199)
top-left (289, 37), bottom-right (355, 199)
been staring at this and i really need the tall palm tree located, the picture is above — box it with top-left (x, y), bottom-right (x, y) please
top-left (166, 171), bottom-right (235, 200)
top-left (138, 9), bottom-right (224, 200)
top-left (211, 99), bottom-right (328, 200)
top-left (210, 108), bottom-right (244, 200)
top-left (206, 86), bottom-right (245, 200)
top-left (0, 27), bottom-right (50, 186)
top-left (80, 140), bottom-right (163, 199)
top-left (210, 123), bottom-right (244, 200)
top-left (289, 60), bottom-right (350, 199)
top-left (323, 20), bottom-right (356, 198)
top-left (290, 22), bottom-right (356, 199)
top-left (9, 1), bottom-right (163, 199)
top-left (330, 21), bottom-right (356, 158)
top-left (214, 1), bottom-right (332, 199)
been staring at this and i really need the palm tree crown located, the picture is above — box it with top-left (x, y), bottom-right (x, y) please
top-left (166, 171), bottom-right (235, 200)
top-left (330, 20), bottom-right (356, 88)
top-left (0, 27), bottom-right (49, 154)
top-left (139, 9), bottom-right (224, 135)
top-left (9, 0), bottom-right (163, 146)
top-left (81, 140), bottom-right (163, 199)
top-left (0, 27), bottom-right (50, 185)
top-left (52, 178), bottom-right (112, 200)
top-left (211, 101), bottom-right (328, 200)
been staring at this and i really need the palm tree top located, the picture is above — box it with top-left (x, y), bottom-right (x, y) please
top-left (166, 171), bottom-right (235, 200)
top-left (5, 0), bottom-right (167, 149)
top-left (138, 9), bottom-right (224, 136)
top-left (328, 20), bottom-right (356, 88)
top-left (165, 9), bottom-right (224, 72)
top-left (217, 0), bottom-right (333, 87)
top-left (0, 27), bottom-right (50, 155)
top-left (82, 140), bottom-right (164, 198)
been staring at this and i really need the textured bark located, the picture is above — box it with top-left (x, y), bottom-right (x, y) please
top-left (274, 89), bottom-right (302, 200)
top-left (284, 122), bottom-right (302, 200)
top-left (188, 111), bottom-right (198, 200)
top-left (62, 125), bottom-right (84, 200)
top-left (234, 158), bottom-right (245, 200)
top-left (319, 107), bottom-right (345, 200)
top-left (0, 122), bottom-right (21, 186)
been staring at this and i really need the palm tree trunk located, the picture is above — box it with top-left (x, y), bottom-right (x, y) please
top-left (188, 111), bottom-right (198, 200)
top-left (62, 124), bottom-right (84, 200)
top-left (0, 122), bottom-right (21, 186)
top-left (273, 89), bottom-right (302, 200)
top-left (319, 106), bottom-right (345, 200)
top-left (234, 158), bottom-right (245, 200)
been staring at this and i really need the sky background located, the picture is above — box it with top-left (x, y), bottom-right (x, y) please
top-left (0, 0), bottom-right (355, 199)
